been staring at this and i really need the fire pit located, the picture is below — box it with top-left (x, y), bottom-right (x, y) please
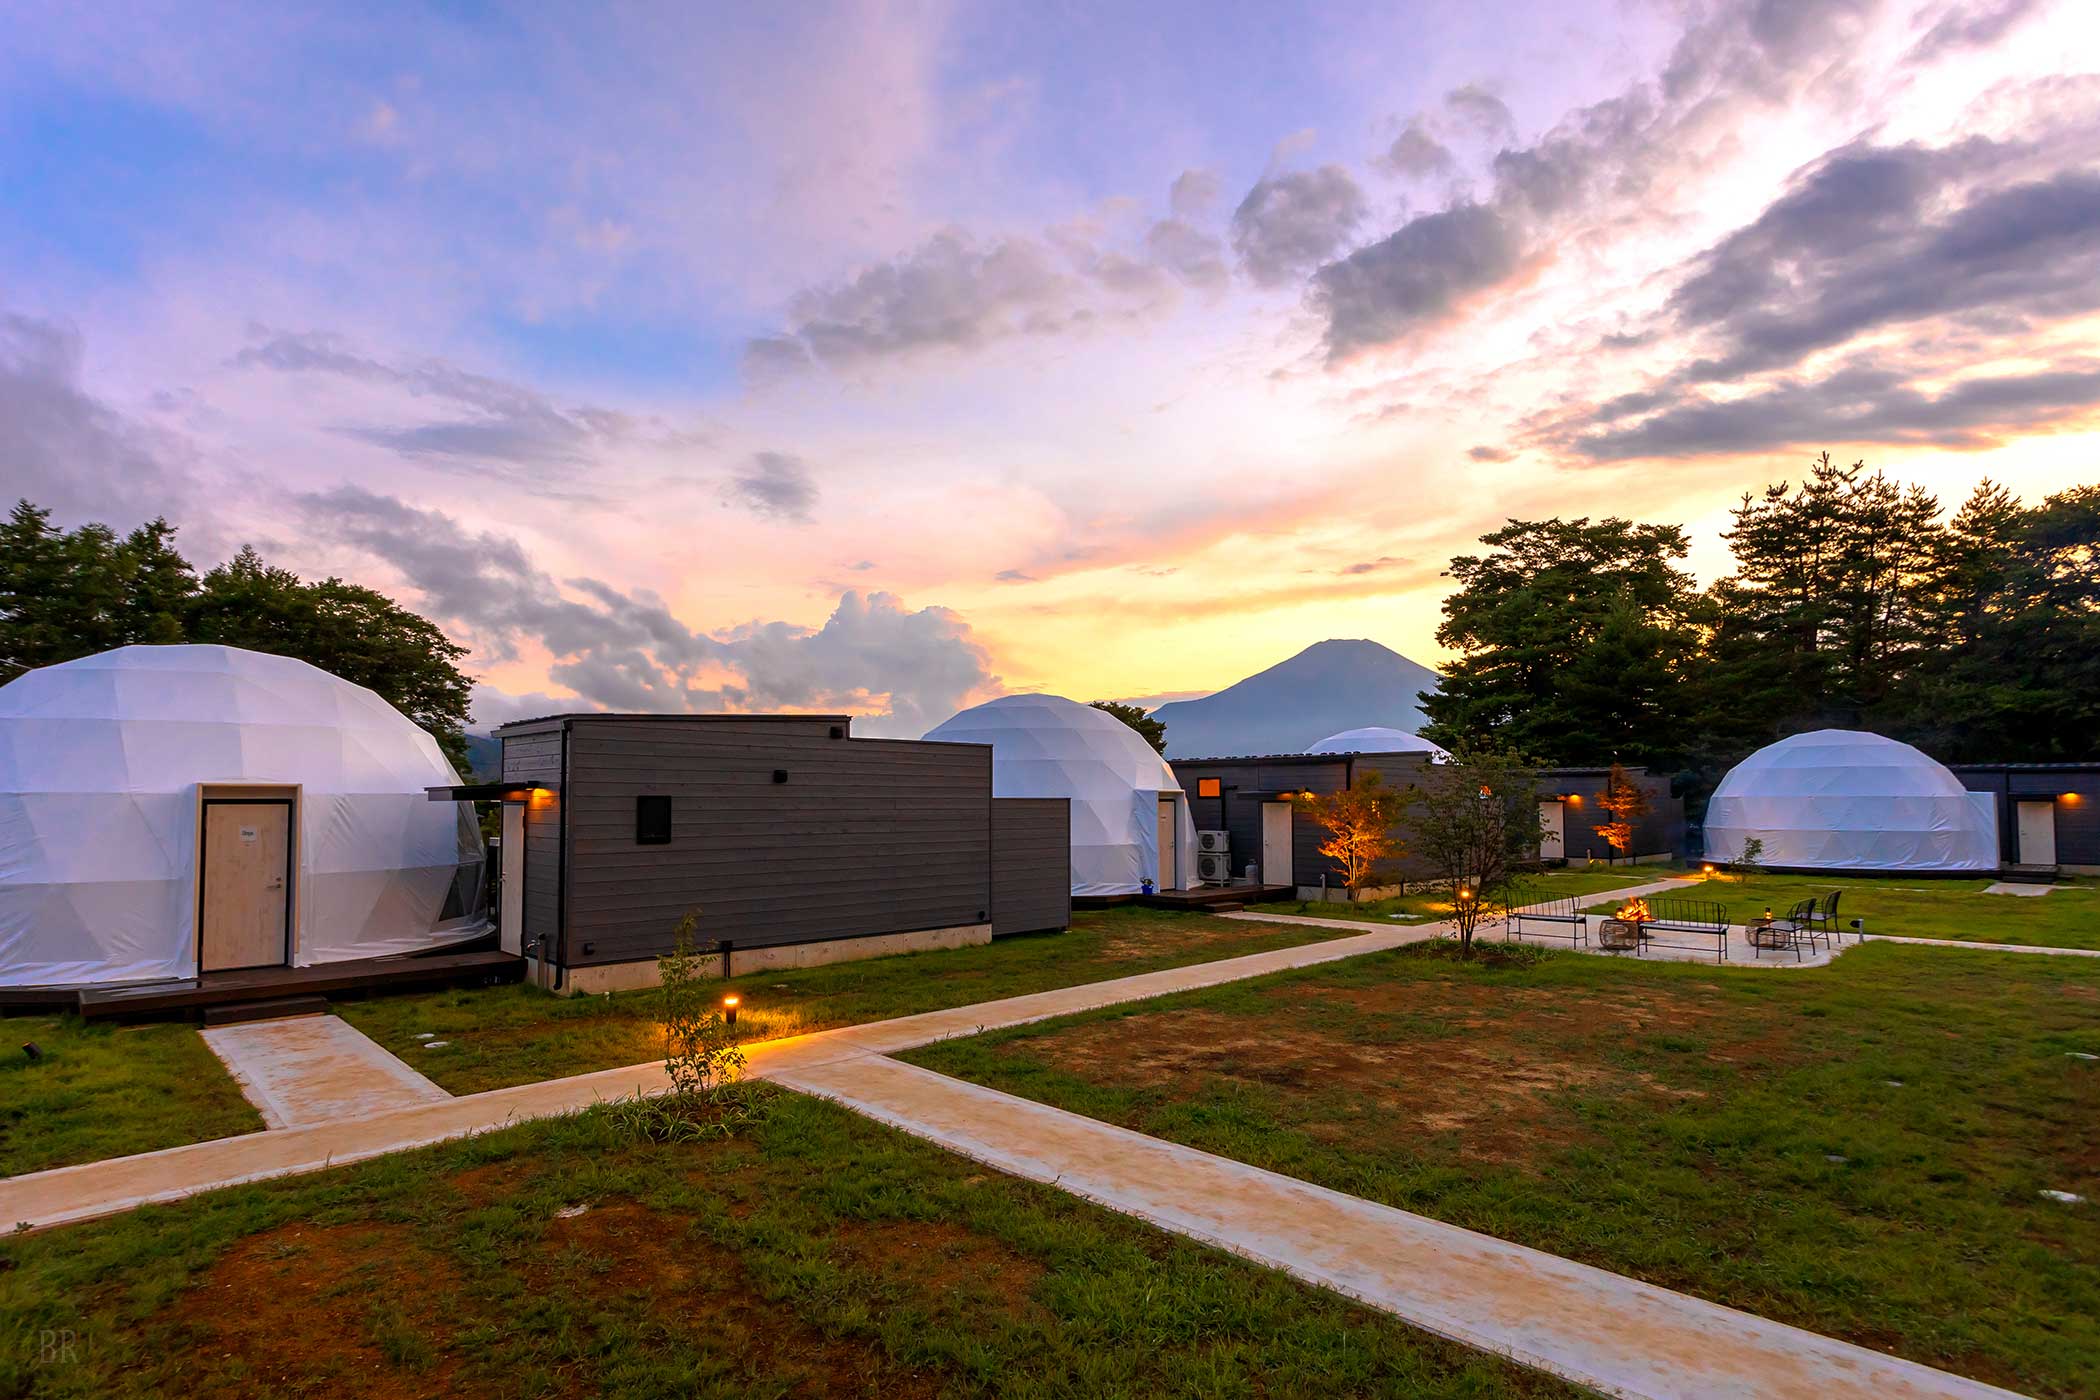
top-left (1598, 897), bottom-right (1652, 953)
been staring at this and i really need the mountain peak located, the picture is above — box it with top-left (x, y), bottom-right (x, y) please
top-left (1151, 640), bottom-right (1441, 758)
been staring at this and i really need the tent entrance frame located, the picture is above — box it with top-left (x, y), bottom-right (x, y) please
top-left (193, 783), bottom-right (301, 975)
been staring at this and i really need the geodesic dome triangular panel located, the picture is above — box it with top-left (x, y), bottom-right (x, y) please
top-left (1702, 729), bottom-right (1998, 872)
top-left (924, 693), bottom-right (1194, 895)
top-left (0, 644), bottom-right (488, 986)
top-left (1305, 726), bottom-right (1451, 761)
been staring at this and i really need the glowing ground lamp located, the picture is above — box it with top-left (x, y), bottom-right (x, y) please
top-left (721, 993), bottom-right (740, 1028)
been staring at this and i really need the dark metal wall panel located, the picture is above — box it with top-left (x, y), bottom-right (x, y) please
top-left (561, 719), bottom-right (993, 963)
top-left (1543, 768), bottom-right (1686, 862)
top-left (991, 798), bottom-right (1070, 935)
top-left (1171, 757), bottom-right (1352, 884)
top-left (1953, 765), bottom-right (2100, 866)
top-left (1173, 756), bottom-right (1690, 884)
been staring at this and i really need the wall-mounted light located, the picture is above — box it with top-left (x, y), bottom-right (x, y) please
top-left (2062, 792), bottom-right (2084, 806)
top-left (721, 993), bottom-right (740, 1028)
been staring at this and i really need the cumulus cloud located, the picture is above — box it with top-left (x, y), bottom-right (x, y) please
top-left (747, 181), bottom-right (1244, 373)
top-left (1662, 141), bottom-right (2100, 382)
top-left (1906, 0), bottom-right (2047, 63)
top-left (1309, 0), bottom-right (1885, 360)
top-left (1443, 83), bottom-right (1516, 143)
top-left (303, 486), bottom-right (997, 735)
top-left (724, 451), bottom-right (818, 522)
top-left (1547, 113), bottom-right (2100, 460)
top-left (746, 230), bottom-right (1085, 372)
top-left (1312, 203), bottom-right (1523, 357)
top-left (1145, 218), bottom-right (1230, 288)
top-left (1572, 357), bottom-right (2100, 459)
top-left (1169, 168), bottom-right (1222, 218)
top-left (1379, 120), bottom-right (1455, 178)
top-left (232, 329), bottom-right (644, 487)
top-left (0, 310), bottom-right (191, 524)
top-left (1230, 165), bottom-right (1368, 286)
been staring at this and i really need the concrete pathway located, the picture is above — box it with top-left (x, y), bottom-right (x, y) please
top-left (0, 917), bottom-right (1438, 1231)
top-left (775, 1053), bottom-right (2024, 1400)
top-left (201, 1014), bottom-right (451, 1128)
top-left (0, 890), bottom-right (2056, 1398)
top-left (1982, 882), bottom-right (2053, 896)
top-left (1862, 934), bottom-right (2100, 958)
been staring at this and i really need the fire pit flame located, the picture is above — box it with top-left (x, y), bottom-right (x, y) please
top-left (1616, 897), bottom-right (1654, 923)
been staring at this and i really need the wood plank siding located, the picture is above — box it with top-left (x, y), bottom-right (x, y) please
top-left (557, 717), bottom-right (993, 964)
top-left (991, 798), bottom-right (1071, 935)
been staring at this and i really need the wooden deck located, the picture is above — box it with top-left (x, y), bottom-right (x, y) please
top-left (5, 949), bottom-right (524, 1023)
top-left (1075, 884), bottom-right (1296, 913)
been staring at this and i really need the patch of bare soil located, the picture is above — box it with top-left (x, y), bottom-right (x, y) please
top-left (829, 1218), bottom-right (1047, 1318)
top-left (1095, 918), bottom-right (1266, 962)
top-left (529, 1198), bottom-right (949, 1398)
top-left (163, 1222), bottom-right (466, 1399)
top-left (1035, 991), bottom-right (1755, 1165)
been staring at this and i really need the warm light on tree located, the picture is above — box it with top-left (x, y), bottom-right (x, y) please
top-left (1592, 761), bottom-right (1652, 864)
top-left (1296, 772), bottom-right (1407, 895)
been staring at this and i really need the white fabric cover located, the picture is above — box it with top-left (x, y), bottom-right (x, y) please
top-left (1703, 729), bottom-right (1998, 872)
top-left (1306, 726), bottom-right (1451, 762)
top-left (924, 693), bottom-right (1195, 895)
top-left (0, 645), bottom-right (488, 986)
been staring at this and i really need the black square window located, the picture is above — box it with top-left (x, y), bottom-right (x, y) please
top-left (635, 795), bottom-right (672, 845)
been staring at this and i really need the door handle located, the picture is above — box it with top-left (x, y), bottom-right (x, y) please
top-left (267, 877), bottom-right (284, 890)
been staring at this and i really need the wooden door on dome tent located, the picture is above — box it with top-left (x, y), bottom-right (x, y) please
top-left (199, 798), bottom-right (294, 972)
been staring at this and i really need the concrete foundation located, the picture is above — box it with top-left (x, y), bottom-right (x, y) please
top-left (538, 922), bottom-right (994, 996)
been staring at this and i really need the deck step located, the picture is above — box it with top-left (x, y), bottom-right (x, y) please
top-left (73, 949), bottom-right (524, 1023)
top-left (202, 996), bottom-right (330, 1026)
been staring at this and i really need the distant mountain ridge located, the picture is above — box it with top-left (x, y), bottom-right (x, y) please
top-left (1150, 639), bottom-right (1441, 759)
top-left (463, 732), bottom-right (502, 780)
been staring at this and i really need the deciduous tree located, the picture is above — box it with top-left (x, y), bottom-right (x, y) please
top-left (1089, 699), bottom-right (1167, 753)
top-left (1295, 772), bottom-right (1407, 896)
top-left (1404, 748), bottom-right (1542, 957)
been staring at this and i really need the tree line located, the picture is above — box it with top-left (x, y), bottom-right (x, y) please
top-left (1418, 454), bottom-right (2100, 803)
top-left (0, 501), bottom-right (475, 770)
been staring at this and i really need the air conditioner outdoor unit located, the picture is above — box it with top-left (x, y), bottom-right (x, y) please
top-left (1196, 851), bottom-right (1233, 884)
top-left (1197, 830), bottom-right (1230, 854)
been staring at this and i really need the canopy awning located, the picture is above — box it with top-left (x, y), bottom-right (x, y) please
top-left (424, 781), bottom-right (558, 802)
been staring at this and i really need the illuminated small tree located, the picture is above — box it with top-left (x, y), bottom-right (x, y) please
top-left (1592, 762), bottom-right (1652, 865)
top-left (1406, 747), bottom-right (1543, 957)
top-left (1296, 772), bottom-right (1407, 897)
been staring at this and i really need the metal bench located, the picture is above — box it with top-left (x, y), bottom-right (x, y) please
top-left (1637, 897), bottom-right (1731, 962)
top-left (1506, 896), bottom-right (1589, 946)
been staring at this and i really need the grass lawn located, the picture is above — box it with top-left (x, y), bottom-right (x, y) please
top-left (907, 940), bottom-right (2100, 1398)
top-left (1581, 872), bottom-right (2100, 949)
top-left (1245, 864), bottom-right (1688, 925)
top-left (0, 1090), bottom-right (1574, 1399)
top-left (0, 1017), bottom-right (262, 1178)
top-left (342, 908), bottom-right (1360, 1096)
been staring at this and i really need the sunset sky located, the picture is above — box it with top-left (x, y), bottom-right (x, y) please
top-left (5, 0), bottom-right (2096, 734)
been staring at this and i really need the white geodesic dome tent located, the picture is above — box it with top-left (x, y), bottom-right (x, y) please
top-left (1306, 726), bottom-right (1451, 762)
top-left (0, 645), bottom-right (488, 986)
top-left (1703, 729), bottom-right (1998, 872)
top-left (924, 693), bottom-right (1195, 895)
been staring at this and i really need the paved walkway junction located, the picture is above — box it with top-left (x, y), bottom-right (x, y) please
top-left (0, 877), bottom-right (2060, 1399)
